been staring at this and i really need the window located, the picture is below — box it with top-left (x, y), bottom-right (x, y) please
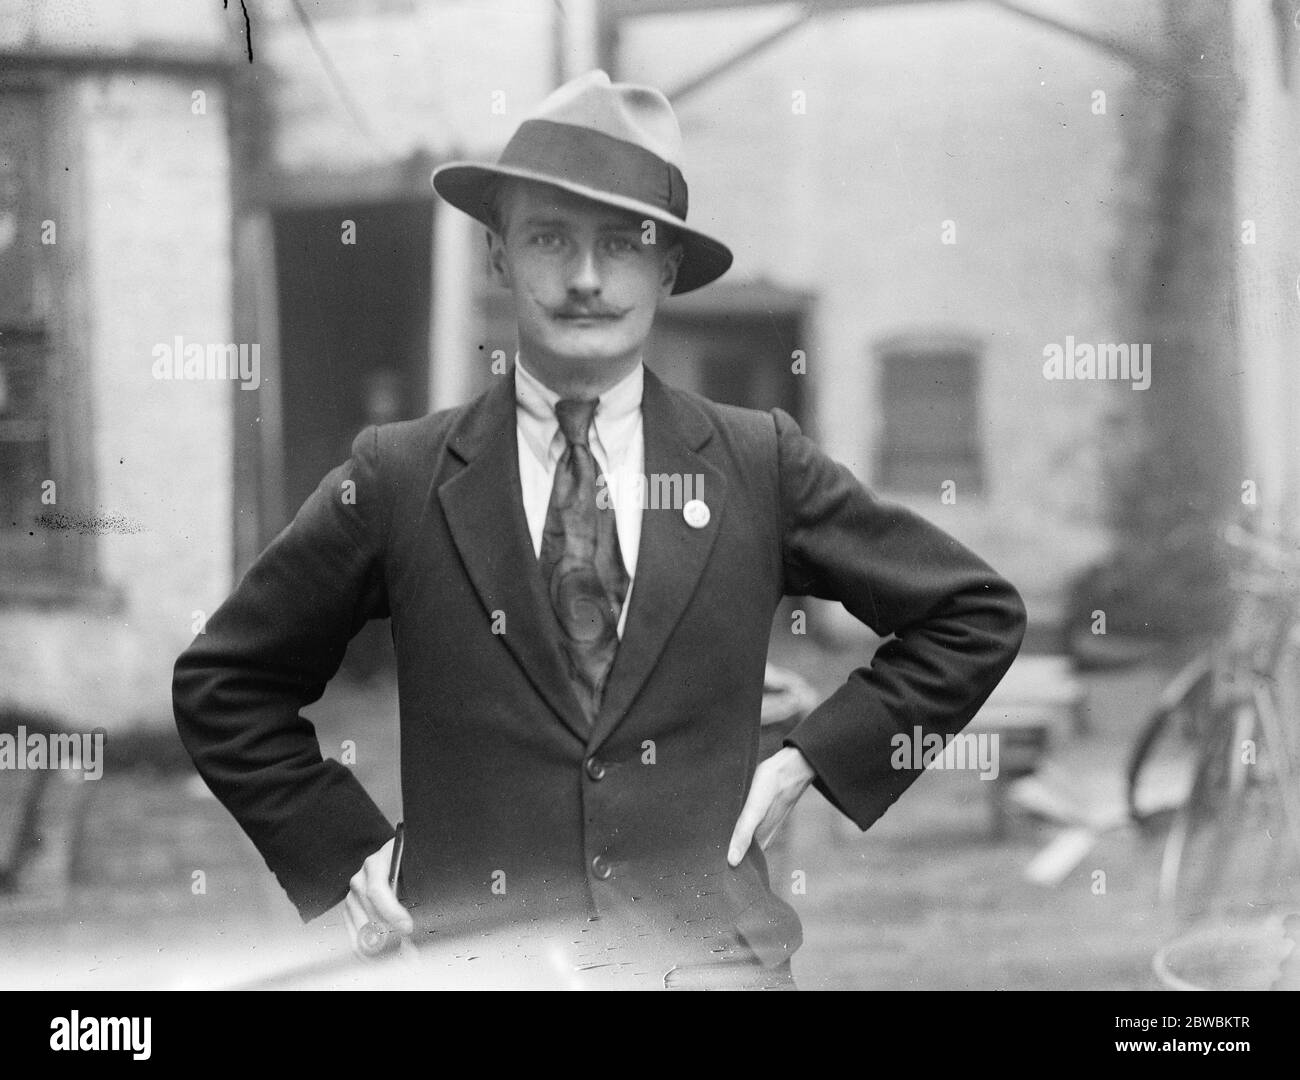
top-left (0, 87), bottom-right (87, 592)
top-left (876, 335), bottom-right (984, 497)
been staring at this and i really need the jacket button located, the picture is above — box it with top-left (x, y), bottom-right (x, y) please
top-left (591, 854), bottom-right (612, 880)
top-left (584, 756), bottom-right (606, 781)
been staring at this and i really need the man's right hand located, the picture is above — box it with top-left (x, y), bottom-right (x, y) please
top-left (343, 836), bottom-right (414, 957)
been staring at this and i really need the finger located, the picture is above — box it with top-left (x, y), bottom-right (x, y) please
top-left (754, 794), bottom-right (795, 850)
top-left (730, 759), bottom-right (782, 863)
top-left (348, 895), bottom-right (399, 960)
top-left (344, 893), bottom-right (369, 954)
top-left (728, 783), bottom-right (771, 866)
top-left (356, 919), bottom-right (395, 959)
top-left (348, 838), bottom-right (394, 923)
top-left (349, 867), bottom-right (381, 927)
top-left (364, 848), bottom-right (413, 934)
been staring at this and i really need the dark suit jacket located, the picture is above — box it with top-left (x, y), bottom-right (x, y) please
top-left (172, 367), bottom-right (1026, 970)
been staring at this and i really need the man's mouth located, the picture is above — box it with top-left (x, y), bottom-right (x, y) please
top-left (552, 308), bottom-right (624, 323)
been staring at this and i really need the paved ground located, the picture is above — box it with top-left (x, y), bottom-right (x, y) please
top-left (1, 632), bottom-right (1295, 990)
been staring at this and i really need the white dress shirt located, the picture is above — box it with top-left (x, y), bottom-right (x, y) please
top-left (514, 355), bottom-right (644, 638)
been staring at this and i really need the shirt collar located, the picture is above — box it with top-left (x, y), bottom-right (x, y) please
top-left (514, 353), bottom-right (643, 467)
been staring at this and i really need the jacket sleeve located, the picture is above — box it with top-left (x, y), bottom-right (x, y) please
top-left (774, 408), bottom-right (1027, 830)
top-left (172, 425), bottom-right (396, 920)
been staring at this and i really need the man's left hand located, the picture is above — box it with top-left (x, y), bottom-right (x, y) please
top-left (727, 747), bottom-right (816, 866)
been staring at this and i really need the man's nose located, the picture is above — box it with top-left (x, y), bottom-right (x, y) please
top-left (565, 245), bottom-right (602, 295)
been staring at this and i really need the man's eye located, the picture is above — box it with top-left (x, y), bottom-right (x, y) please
top-left (603, 236), bottom-right (639, 255)
top-left (530, 233), bottom-right (563, 248)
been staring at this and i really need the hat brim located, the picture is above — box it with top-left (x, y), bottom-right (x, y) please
top-left (432, 162), bottom-right (733, 294)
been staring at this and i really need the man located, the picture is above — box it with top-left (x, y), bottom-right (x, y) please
top-left (173, 70), bottom-right (1026, 989)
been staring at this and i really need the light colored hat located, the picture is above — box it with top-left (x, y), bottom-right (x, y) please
top-left (431, 70), bottom-right (732, 294)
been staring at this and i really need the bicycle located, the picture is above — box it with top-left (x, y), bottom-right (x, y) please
top-left (1125, 522), bottom-right (1300, 923)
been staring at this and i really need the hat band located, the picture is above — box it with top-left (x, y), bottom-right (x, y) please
top-left (497, 119), bottom-right (689, 220)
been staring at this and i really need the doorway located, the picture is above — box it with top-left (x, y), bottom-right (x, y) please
top-left (273, 200), bottom-right (432, 519)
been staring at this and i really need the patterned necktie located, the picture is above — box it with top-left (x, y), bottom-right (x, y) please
top-left (538, 398), bottom-right (629, 724)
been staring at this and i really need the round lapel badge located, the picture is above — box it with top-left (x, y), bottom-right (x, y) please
top-left (683, 499), bottom-right (710, 529)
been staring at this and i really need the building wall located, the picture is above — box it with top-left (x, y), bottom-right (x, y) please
top-left (0, 0), bottom-right (227, 51)
top-left (1, 1), bottom-right (1268, 726)
top-left (1232, 0), bottom-right (1300, 532)
top-left (256, 0), bottom-right (1171, 626)
top-left (0, 2), bottom-right (235, 728)
top-left (619, 1), bottom-right (1161, 624)
top-left (259, 0), bottom-right (557, 172)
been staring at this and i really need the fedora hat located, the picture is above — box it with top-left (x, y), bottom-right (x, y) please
top-left (431, 70), bottom-right (732, 294)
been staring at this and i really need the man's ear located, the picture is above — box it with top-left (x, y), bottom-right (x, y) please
top-left (659, 242), bottom-right (684, 297)
top-left (486, 228), bottom-right (511, 288)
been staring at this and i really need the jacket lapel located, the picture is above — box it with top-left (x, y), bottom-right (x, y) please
top-left (438, 375), bottom-right (590, 743)
top-left (591, 370), bottom-right (727, 750)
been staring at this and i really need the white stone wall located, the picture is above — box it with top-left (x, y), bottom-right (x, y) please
top-left (0, 2), bottom-right (234, 728)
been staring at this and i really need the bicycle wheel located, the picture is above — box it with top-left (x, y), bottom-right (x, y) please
top-left (1168, 692), bottom-right (1300, 920)
top-left (1126, 652), bottom-right (1212, 823)
top-left (1159, 697), bottom-right (1254, 917)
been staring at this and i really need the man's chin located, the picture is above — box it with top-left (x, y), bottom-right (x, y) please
top-left (537, 331), bottom-right (635, 367)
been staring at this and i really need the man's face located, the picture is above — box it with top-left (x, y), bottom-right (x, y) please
top-left (487, 180), bottom-right (682, 376)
